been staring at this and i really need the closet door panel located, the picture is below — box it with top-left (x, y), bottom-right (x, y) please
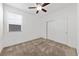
top-left (48, 19), bottom-right (67, 44)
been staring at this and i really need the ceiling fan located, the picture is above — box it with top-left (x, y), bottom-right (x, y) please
top-left (28, 3), bottom-right (50, 14)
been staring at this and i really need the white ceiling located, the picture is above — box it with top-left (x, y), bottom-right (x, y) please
top-left (4, 3), bottom-right (75, 16)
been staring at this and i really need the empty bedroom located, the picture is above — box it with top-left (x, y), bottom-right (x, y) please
top-left (0, 3), bottom-right (79, 56)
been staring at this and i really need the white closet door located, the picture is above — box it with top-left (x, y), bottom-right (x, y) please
top-left (48, 19), bottom-right (67, 44)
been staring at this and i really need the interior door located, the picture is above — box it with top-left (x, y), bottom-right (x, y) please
top-left (47, 19), bottom-right (67, 44)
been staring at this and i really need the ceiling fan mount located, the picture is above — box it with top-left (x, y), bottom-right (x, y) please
top-left (28, 3), bottom-right (50, 14)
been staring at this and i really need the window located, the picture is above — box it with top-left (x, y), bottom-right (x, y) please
top-left (7, 12), bottom-right (22, 32)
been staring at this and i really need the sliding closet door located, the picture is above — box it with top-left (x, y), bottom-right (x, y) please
top-left (47, 19), bottom-right (67, 44)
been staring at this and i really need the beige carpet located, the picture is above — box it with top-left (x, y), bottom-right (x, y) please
top-left (0, 38), bottom-right (78, 56)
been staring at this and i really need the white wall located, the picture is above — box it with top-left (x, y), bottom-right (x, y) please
top-left (44, 4), bottom-right (77, 48)
top-left (0, 3), bottom-right (3, 51)
top-left (2, 4), bottom-right (44, 48)
top-left (77, 3), bottom-right (79, 55)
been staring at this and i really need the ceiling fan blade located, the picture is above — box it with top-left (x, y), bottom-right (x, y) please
top-left (36, 10), bottom-right (39, 14)
top-left (36, 3), bottom-right (39, 5)
top-left (42, 3), bottom-right (50, 7)
top-left (42, 9), bottom-right (47, 12)
top-left (28, 7), bottom-right (36, 9)
top-left (36, 3), bottom-right (41, 5)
